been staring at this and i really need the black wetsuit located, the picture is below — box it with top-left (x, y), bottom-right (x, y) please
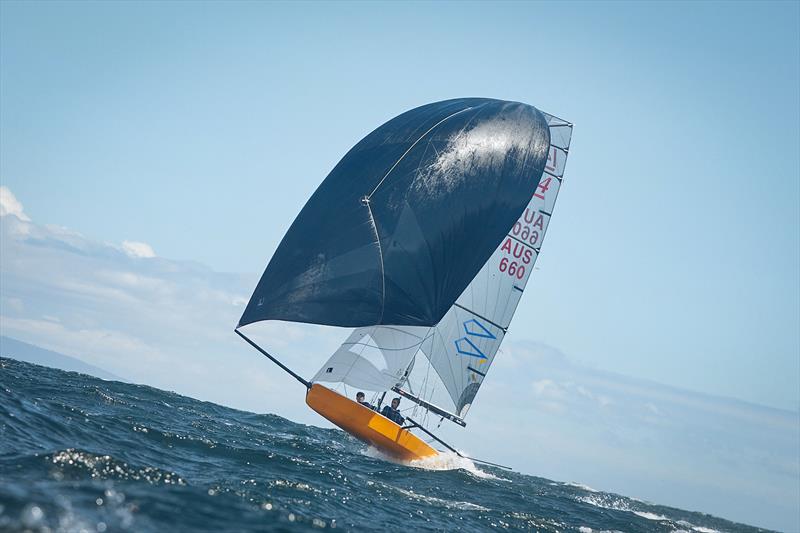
top-left (381, 405), bottom-right (404, 425)
top-left (358, 401), bottom-right (375, 411)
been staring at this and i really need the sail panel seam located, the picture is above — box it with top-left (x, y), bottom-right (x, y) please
top-left (364, 202), bottom-right (386, 323)
top-left (368, 105), bottom-right (477, 199)
top-left (342, 340), bottom-right (423, 352)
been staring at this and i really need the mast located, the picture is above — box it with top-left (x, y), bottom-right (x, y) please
top-left (235, 329), bottom-right (310, 389)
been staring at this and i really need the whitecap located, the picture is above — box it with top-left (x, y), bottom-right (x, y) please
top-left (409, 451), bottom-right (505, 480)
top-left (577, 494), bottom-right (678, 526)
top-left (633, 511), bottom-right (669, 521)
top-left (389, 485), bottom-right (489, 511)
top-left (360, 446), bottom-right (506, 481)
top-left (564, 481), bottom-right (599, 493)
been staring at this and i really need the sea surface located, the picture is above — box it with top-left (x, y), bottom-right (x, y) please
top-left (0, 358), bottom-right (773, 533)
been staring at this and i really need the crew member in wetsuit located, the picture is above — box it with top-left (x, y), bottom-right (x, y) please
top-left (356, 392), bottom-right (375, 410)
top-left (381, 397), bottom-right (405, 425)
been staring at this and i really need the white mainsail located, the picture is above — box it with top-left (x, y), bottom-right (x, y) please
top-left (313, 113), bottom-right (573, 419)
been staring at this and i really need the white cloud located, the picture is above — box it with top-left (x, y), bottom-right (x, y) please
top-left (645, 402), bottom-right (661, 415)
top-left (121, 240), bottom-right (156, 258)
top-left (0, 186), bottom-right (30, 221)
top-left (1, 296), bottom-right (24, 313)
top-left (0, 202), bottom-right (341, 415)
top-left (575, 384), bottom-right (613, 407)
top-left (0, 315), bottom-right (162, 371)
top-left (530, 378), bottom-right (569, 413)
top-left (529, 378), bottom-right (613, 414)
top-left (532, 378), bottom-right (566, 399)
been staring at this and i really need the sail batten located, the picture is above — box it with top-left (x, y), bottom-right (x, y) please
top-left (452, 303), bottom-right (507, 333)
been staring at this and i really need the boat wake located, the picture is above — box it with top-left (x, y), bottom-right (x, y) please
top-left (409, 451), bottom-right (506, 480)
top-left (360, 444), bottom-right (503, 480)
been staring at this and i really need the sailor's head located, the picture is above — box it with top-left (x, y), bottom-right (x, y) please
top-left (391, 397), bottom-right (400, 409)
top-left (356, 392), bottom-right (365, 402)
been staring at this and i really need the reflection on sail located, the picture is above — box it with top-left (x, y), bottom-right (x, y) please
top-left (239, 98), bottom-right (551, 329)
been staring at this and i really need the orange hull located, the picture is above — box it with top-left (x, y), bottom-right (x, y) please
top-left (305, 384), bottom-right (438, 462)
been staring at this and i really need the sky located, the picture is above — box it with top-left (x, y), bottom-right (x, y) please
top-left (1, 1), bottom-right (798, 531)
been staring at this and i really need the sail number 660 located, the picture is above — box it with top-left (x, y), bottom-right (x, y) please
top-left (499, 258), bottom-right (525, 279)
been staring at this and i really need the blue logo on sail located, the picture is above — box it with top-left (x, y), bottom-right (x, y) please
top-left (454, 319), bottom-right (496, 360)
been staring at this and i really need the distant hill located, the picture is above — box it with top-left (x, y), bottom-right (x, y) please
top-left (0, 336), bottom-right (125, 382)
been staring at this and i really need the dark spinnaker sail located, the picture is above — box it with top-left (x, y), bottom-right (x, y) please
top-left (239, 98), bottom-right (551, 328)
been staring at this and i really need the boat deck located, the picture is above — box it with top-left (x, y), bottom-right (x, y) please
top-left (305, 384), bottom-right (438, 462)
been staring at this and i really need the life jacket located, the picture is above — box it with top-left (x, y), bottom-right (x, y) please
top-left (381, 406), bottom-right (404, 424)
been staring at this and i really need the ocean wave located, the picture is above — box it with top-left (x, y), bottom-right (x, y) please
top-left (0, 358), bottom-right (766, 533)
top-left (563, 481), bottom-right (600, 493)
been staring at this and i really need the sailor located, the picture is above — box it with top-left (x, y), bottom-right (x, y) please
top-left (356, 392), bottom-right (375, 410)
top-left (381, 397), bottom-right (405, 425)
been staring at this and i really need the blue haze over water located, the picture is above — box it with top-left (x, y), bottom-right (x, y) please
top-left (0, 358), bottom-right (776, 533)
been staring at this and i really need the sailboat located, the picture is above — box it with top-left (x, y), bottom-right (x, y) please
top-left (236, 98), bottom-right (572, 465)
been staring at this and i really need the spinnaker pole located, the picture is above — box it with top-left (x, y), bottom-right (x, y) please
top-left (235, 329), bottom-right (311, 389)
